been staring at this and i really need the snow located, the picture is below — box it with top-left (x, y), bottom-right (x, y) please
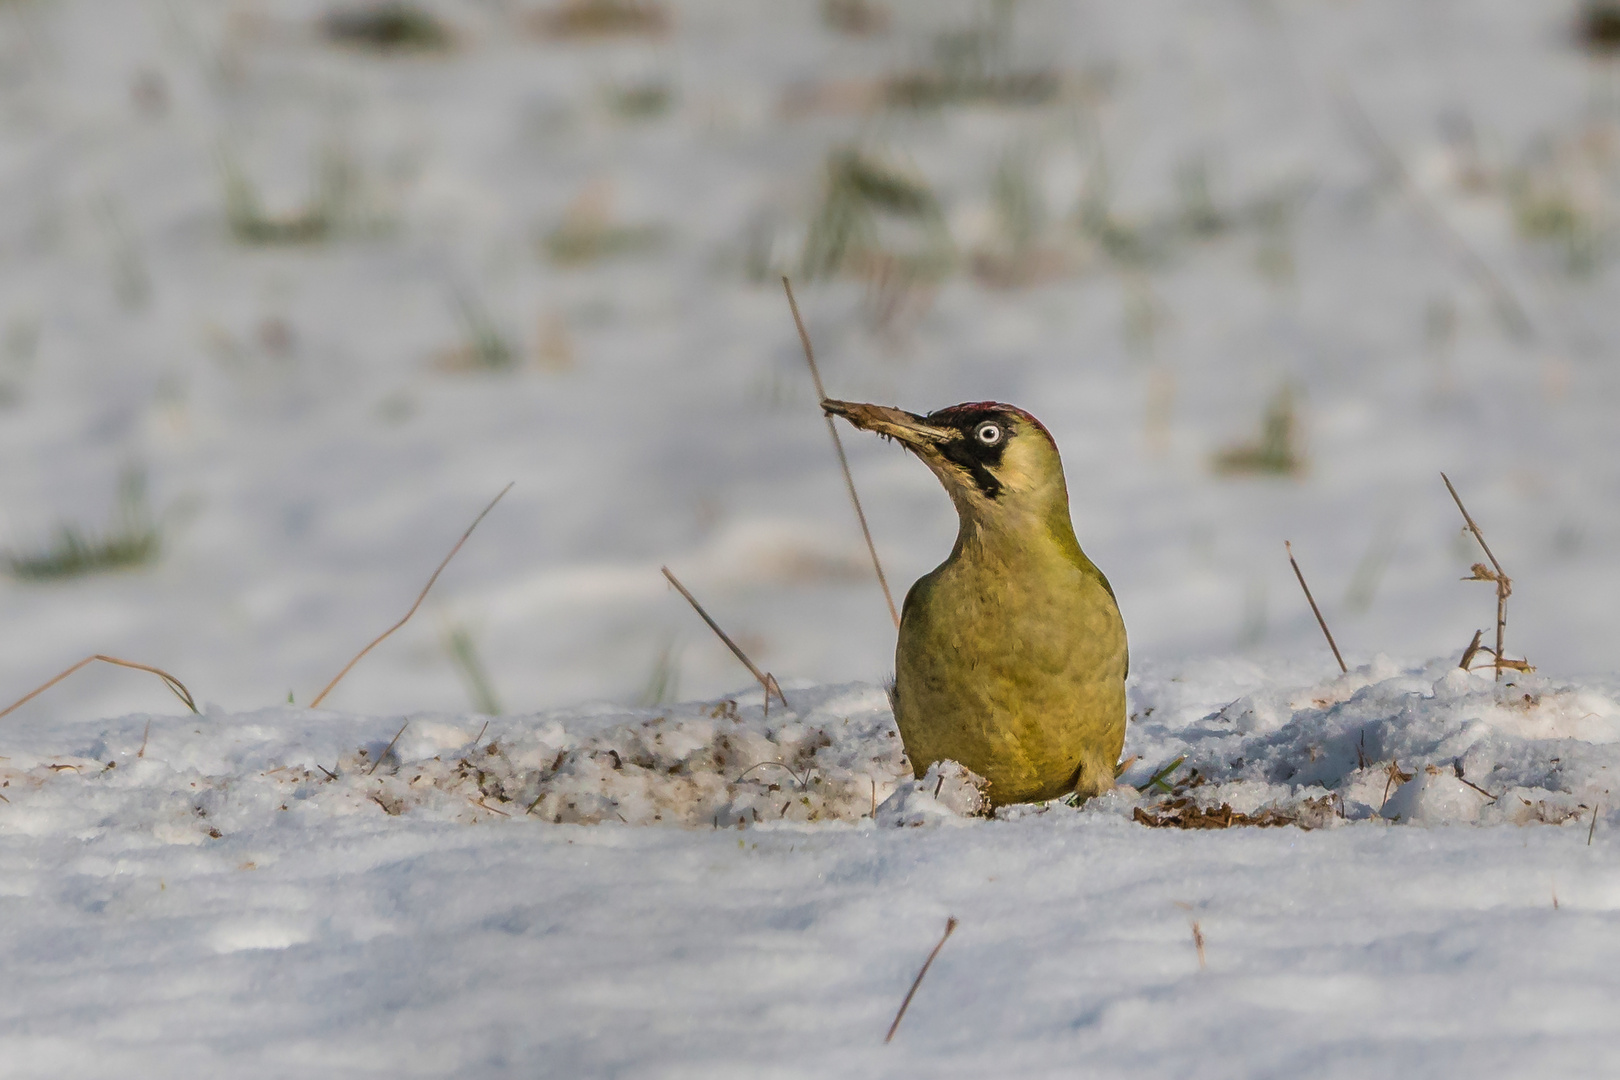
top-left (7, 661), bottom-right (1620, 1073)
top-left (6, 0), bottom-right (1620, 1072)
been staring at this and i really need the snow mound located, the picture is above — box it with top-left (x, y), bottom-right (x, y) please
top-left (4, 660), bottom-right (1619, 841)
top-left (0, 683), bottom-right (912, 838)
top-left (1123, 658), bottom-right (1620, 828)
top-left (875, 760), bottom-right (989, 826)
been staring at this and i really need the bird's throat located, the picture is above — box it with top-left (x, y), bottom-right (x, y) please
top-left (950, 487), bottom-right (1085, 564)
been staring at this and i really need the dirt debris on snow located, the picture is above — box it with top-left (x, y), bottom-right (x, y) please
top-left (3, 661), bottom-right (1620, 839)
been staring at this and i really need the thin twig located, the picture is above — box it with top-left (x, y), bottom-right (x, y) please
top-left (472, 719), bottom-right (490, 748)
top-left (1459, 629), bottom-right (1484, 671)
top-left (367, 720), bottom-right (409, 776)
top-left (782, 277), bottom-right (901, 630)
top-left (1442, 474), bottom-right (1508, 586)
top-left (735, 760), bottom-right (814, 790)
top-left (1590, 795), bottom-right (1604, 846)
top-left (470, 796), bottom-right (510, 817)
top-left (310, 482), bottom-right (512, 708)
top-left (0, 654), bottom-right (199, 722)
top-left (316, 763), bottom-right (338, 781)
top-left (1338, 90), bottom-right (1533, 343)
top-left (1452, 760), bottom-right (1498, 803)
top-left (660, 566), bottom-right (789, 711)
top-left (1442, 473), bottom-right (1513, 681)
top-left (1191, 921), bottom-right (1207, 971)
top-left (1285, 541), bottom-right (1347, 674)
top-left (138, 719), bottom-right (152, 759)
top-left (885, 916), bottom-right (957, 1044)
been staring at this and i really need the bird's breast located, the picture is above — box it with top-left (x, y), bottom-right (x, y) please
top-left (900, 544), bottom-right (1125, 683)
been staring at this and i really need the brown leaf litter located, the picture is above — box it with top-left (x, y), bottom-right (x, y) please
top-left (1134, 795), bottom-right (1336, 830)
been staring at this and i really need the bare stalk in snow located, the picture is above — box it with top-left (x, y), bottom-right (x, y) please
top-left (1285, 541), bottom-right (1347, 674)
top-left (660, 566), bottom-right (789, 713)
top-left (310, 482), bottom-right (512, 708)
top-left (0, 654), bottom-right (199, 722)
top-left (782, 276), bottom-right (901, 630)
top-left (886, 916), bottom-right (957, 1043)
top-left (1442, 473), bottom-right (1528, 680)
top-left (368, 720), bottom-right (409, 776)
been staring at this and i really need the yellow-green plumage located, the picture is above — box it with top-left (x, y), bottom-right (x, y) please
top-left (824, 398), bottom-right (1127, 806)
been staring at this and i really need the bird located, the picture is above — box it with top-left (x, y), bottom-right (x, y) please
top-left (822, 398), bottom-right (1127, 806)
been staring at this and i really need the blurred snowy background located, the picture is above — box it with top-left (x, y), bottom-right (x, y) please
top-left (3, 0), bottom-right (1619, 722)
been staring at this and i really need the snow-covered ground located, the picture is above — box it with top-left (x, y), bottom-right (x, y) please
top-left (5, 0), bottom-right (1620, 1072)
top-left (7, 660), bottom-right (1620, 1075)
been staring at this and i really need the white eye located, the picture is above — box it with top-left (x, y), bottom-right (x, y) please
top-left (975, 421), bottom-right (1003, 445)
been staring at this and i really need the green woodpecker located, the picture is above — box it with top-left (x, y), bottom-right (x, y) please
top-left (823, 399), bottom-right (1128, 806)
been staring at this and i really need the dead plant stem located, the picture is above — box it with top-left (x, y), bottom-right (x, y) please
top-left (661, 566), bottom-right (789, 712)
top-left (368, 720), bottom-right (409, 776)
top-left (1286, 541), bottom-right (1347, 674)
top-left (310, 482), bottom-right (512, 708)
top-left (0, 654), bottom-right (198, 722)
top-left (1441, 473), bottom-right (1511, 680)
top-left (885, 916), bottom-right (957, 1043)
top-left (782, 277), bottom-right (901, 629)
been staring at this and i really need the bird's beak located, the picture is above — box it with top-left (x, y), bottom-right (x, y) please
top-left (821, 399), bottom-right (956, 451)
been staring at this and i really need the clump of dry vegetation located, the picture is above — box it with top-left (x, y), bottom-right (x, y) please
top-left (1133, 797), bottom-right (1334, 830)
top-left (434, 295), bottom-right (518, 374)
top-left (531, 0), bottom-right (668, 39)
top-left (800, 148), bottom-right (953, 331)
top-left (1505, 131), bottom-right (1615, 276)
top-left (542, 184), bottom-right (665, 266)
top-left (1129, 759), bottom-right (1336, 830)
top-left (322, 3), bottom-right (454, 53)
top-left (1444, 473), bottom-right (1533, 679)
top-left (821, 0), bottom-right (889, 37)
top-left (882, 3), bottom-right (1059, 110)
top-left (801, 149), bottom-right (948, 278)
top-left (222, 148), bottom-right (385, 246)
top-left (4, 469), bottom-right (162, 582)
top-left (1213, 384), bottom-right (1305, 477)
top-left (602, 82), bottom-right (673, 121)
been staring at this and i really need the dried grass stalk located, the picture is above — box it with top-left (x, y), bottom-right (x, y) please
top-left (309, 483), bottom-right (512, 708)
top-left (885, 916), bottom-right (957, 1043)
top-left (782, 277), bottom-right (900, 629)
top-left (1285, 541), bottom-right (1347, 673)
top-left (0, 654), bottom-right (198, 721)
top-left (660, 566), bottom-right (789, 713)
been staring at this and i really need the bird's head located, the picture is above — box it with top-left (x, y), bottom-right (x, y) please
top-left (822, 398), bottom-right (1071, 530)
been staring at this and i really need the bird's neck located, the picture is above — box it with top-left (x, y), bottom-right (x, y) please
top-left (950, 494), bottom-right (1087, 570)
